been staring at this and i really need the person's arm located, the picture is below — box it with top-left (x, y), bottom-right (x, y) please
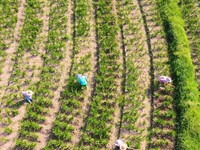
top-left (83, 76), bottom-right (87, 80)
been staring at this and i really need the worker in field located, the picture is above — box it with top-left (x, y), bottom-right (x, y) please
top-left (115, 139), bottom-right (128, 150)
top-left (76, 74), bottom-right (87, 87)
top-left (158, 75), bottom-right (171, 83)
top-left (22, 90), bottom-right (33, 103)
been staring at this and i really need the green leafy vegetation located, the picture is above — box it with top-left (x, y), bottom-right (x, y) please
top-left (0, 0), bottom-right (199, 149)
top-left (79, 0), bottom-right (121, 149)
top-left (0, 0), bottom-right (19, 77)
top-left (157, 0), bottom-right (200, 149)
top-left (179, 0), bottom-right (200, 90)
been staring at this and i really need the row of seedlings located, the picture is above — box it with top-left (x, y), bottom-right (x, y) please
top-left (0, 0), bottom-right (19, 75)
top-left (0, 0), bottom-right (43, 143)
top-left (15, 0), bottom-right (70, 149)
top-left (157, 0), bottom-right (200, 149)
top-left (44, 0), bottom-right (97, 148)
top-left (137, 0), bottom-right (176, 149)
top-left (0, 0), bottom-right (20, 144)
top-left (116, 0), bottom-right (151, 149)
top-left (179, 0), bottom-right (200, 90)
top-left (79, 0), bottom-right (121, 149)
top-left (44, 0), bottom-right (93, 149)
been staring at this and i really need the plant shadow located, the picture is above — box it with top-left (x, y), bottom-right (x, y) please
top-left (12, 99), bottom-right (27, 108)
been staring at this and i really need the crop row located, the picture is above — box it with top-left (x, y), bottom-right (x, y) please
top-left (0, 0), bottom-right (19, 74)
top-left (137, 0), bottom-right (176, 149)
top-left (179, 0), bottom-right (200, 90)
top-left (116, 0), bottom-right (150, 149)
top-left (0, 0), bottom-right (43, 141)
top-left (79, 0), bottom-right (121, 149)
top-left (157, 0), bottom-right (200, 149)
top-left (44, 0), bottom-right (92, 149)
top-left (15, 0), bottom-right (70, 149)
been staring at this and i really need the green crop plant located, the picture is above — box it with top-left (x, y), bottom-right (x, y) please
top-left (19, 129), bottom-right (38, 142)
top-left (15, 139), bottom-right (36, 150)
top-left (157, 0), bottom-right (200, 149)
top-left (4, 127), bottom-right (13, 135)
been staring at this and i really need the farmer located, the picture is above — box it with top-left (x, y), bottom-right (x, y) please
top-left (158, 76), bottom-right (172, 83)
top-left (22, 90), bottom-right (33, 103)
top-left (115, 139), bottom-right (128, 150)
top-left (76, 74), bottom-right (87, 87)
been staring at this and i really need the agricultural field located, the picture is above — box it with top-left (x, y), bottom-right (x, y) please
top-left (0, 0), bottom-right (199, 150)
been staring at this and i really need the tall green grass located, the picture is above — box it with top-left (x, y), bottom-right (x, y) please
top-left (157, 0), bottom-right (200, 149)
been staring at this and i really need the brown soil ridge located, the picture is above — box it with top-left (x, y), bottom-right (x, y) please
top-left (35, 1), bottom-right (72, 149)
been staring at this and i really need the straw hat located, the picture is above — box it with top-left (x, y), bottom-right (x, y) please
top-left (26, 90), bottom-right (33, 96)
top-left (120, 142), bottom-right (128, 150)
top-left (115, 139), bottom-right (123, 147)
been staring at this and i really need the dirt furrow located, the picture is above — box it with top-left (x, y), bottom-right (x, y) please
top-left (0, 0), bottom-right (25, 105)
top-left (71, 0), bottom-right (97, 147)
top-left (35, 1), bottom-right (72, 149)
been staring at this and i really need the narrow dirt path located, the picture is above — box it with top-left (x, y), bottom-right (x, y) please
top-left (0, 0), bottom-right (25, 104)
top-left (71, 0), bottom-right (97, 147)
top-left (106, 0), bottom-right (123, 149)
top-left (0, 1), bottom-right (48, 149)
top-left (35, 1), bottom-right (72, 149)
top-left (115, 0), bottom-right (151, 149)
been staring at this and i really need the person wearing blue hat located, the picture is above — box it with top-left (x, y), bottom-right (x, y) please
top-left (76, 74), bottom-right (87, 87)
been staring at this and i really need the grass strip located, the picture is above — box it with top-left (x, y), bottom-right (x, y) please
top-left (157, 0), bottom-right (200, 149)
